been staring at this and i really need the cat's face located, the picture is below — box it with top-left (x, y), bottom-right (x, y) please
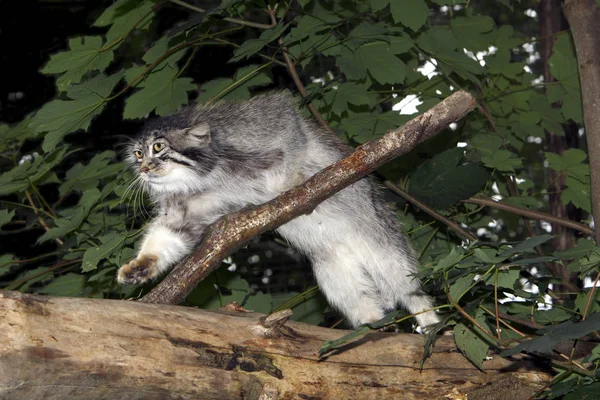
top-left (128, 123), bottom-right (212, 194)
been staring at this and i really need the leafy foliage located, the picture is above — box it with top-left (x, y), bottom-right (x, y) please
top-left (0, 0), bottom-right (598, 396)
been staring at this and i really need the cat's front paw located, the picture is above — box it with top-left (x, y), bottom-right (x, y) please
top-left (117, 254), bottom-right (159, 285)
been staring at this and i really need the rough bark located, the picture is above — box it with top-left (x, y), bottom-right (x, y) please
top-left (0, 291), bottom-right (551, 400)
top-left (142, 90), bottom-right (477, 305)
top-left (563, 0), bottom-right (600, 245)
top-left (538, 0), bottom-right (578, 288)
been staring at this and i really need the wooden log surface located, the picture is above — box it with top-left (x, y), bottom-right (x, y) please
top-left (0, 291), bottom-right (551, 399)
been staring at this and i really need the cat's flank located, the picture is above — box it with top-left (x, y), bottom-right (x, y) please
top-left (118, 92), bottom-right (439, 329)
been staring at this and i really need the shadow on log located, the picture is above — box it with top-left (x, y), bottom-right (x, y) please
top-left (0, 291), bottom-right (550, 399)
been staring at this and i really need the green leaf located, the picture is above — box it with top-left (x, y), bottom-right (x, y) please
top-left (502, 312), bottom-right (600, 357)
top-left (123, 65), bottom-right (195, 119)
top-left (31, 72), bottom-right (124, 152)
top-left (82, 233), bottom-right (127, 272)
top-left (417, 26), bottom-right (457, 53)
top-left (417, 28), bottom-right (482, 82)
top-left (431, 0), bottom-right (467, 4)
top-left (449, 273), bottom-right (476, 302)
top-left (500, 235), bottom-right (554, 257)
top-left (355, 41), bottom-right (407, 85)
top-left (575, 291), bottom-right (600, 315)
top-left (340, 111), bottom-right (412, 143)
top-left (37, 273), bottom-right (85, 297)
top-left (562, 176), bottom-right (592, 213)
top-left (0, 254), bottom-right (15, 278)
top-left (346, 22), bottom-right (389, 50)
top-left (532, 307), bottom-right (572, 324)
top-left (336, 46), bottom-right (367, 80)
top-left (96, 0), bottom-right (155, 44)
top-left (370, 0), bottom-right (389, 12)
top-left (14, 267), bottom-right (52, 292)
top-left (473, 248), bottom-right (505, 264)
top-left (60, 151), bottom-right (125, 195)
top-left (0, 209), bottom-right (15, 227)
top-left (392, 0), bottom-right (429, 32)
top-left (38, 189), bottom-right (102, 243)
top-left (434, 247), bottom-right (465, 271)
top-left (94, 0), bottom-right (142, 26)
top-left (196, 65), bottom-right (272, 103)
top-left (0, 146), bottom-right (69, 195)
top-left (481, 150), bottom-right (522, 172)
top-left (549, 34), bottom-right (580, 95)
top-left (455, 320), bottom-right (489, 368)
top-left (319, 326), bottom-right (371, 355)
top-left (231, 24), bottom-right (288, 62)
top-left (483, 268), bottom-right (519, 289)
top-left (563, 382), bottom-right (600, 400)
top-left (546, 148), bottom-right (587, 167)
top-left (409, 148), bottom-right (489, 209)
top-left (0, 118), bottom-right (39, 147)
top-left (451, 16), bottom-right (495, 52)
top-left (142, 37), bottom-right (187, 69)
top-left (41, 36), bottom-right (114, 92)
top-left (325, 83), bottom-right (376, 116)
top-left (288, 14), bottom-right (339, 43)
top-left (554, 238), bottom-right (595, 260)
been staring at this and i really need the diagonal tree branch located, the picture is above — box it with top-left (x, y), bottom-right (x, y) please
top-left (141, 90), bottom-right (477, 305)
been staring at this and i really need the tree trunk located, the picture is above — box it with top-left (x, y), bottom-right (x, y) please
top-left (0, 291), bottom-right (550, 400)
top-left (563, 0), bottom-right (600, 245)
top-left (538, 0), bottom-right (579, 291)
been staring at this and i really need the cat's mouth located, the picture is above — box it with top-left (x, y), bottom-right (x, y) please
top-left (142, 170), bottom-right (168, 183)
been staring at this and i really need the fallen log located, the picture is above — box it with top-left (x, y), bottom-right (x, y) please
top-left (0, 291), bottom-right (551, 399)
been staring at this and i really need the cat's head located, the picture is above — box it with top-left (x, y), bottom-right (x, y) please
top-left (127, 115), bottom-right (214, 195)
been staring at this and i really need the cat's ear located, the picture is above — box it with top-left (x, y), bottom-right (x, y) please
top-left (176, 123), bottom-right (211, 147)
top-left (187, 123), bottom-right (211, 145)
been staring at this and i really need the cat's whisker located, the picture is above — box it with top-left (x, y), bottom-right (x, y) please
top-left (140, 182), bottom-right (152, 219)
top-left (121, 176), bottom-right (141, 217)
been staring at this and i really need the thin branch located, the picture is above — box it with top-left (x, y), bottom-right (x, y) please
top-left (267, 7), bottom-right (334, 134)
top-left (141, 90), bottom-right (477, 304)
top-left (384, 181), bottom-right (477, 242)
top-left (210, 37), bottom-right (287, 67)
top-left (582, 273), bottom-right (600, 321)
top-left (25, 191), bottom-right (63, 246)
top-left (463, 197), bottom-right (594, 236)
top-left (168, 0), bottom-right (275, 30)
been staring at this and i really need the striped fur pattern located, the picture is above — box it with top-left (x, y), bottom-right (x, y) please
top-left (117, 92), bottom-right (439, 329)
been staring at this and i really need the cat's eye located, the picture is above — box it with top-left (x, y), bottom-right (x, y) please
top-left (153, 143), bottom-right (165, 153)
top-left (134, 150), bottom-right (143, 159)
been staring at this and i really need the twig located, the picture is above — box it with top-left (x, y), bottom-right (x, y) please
top-left (463, 197), bottom-right (594, 236)
top-left (267, 6), bottom-right (335, 134)
top-left (446, 291), bottom-right (497, 343)
top-left (168, 0), bottom-right (275, 30)
top-left (496, 311), bottom-right (545, 330)
top-left (25, 191), bottom-right (63, 246)
top-left (384, 181), bottom-right (477, 242)
top-left (495, 270), bottom-right (501, 341)
top-left (4, 259), bottom-right (81, 290)
top-left (582, 272), bottom-right (600, 321)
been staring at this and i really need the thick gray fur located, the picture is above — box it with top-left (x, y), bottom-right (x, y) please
top-left (118, 91), bottom-right (439, 329)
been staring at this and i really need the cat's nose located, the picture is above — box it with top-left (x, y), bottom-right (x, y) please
top-left (140, 166), bottom-right (149, 173)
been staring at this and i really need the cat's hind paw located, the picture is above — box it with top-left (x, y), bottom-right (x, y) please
top-left (117, 254), bottom-right (159, 285)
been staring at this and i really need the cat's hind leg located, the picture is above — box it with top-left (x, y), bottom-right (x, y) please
top-left (311, 246), bottom-right (386, 328)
